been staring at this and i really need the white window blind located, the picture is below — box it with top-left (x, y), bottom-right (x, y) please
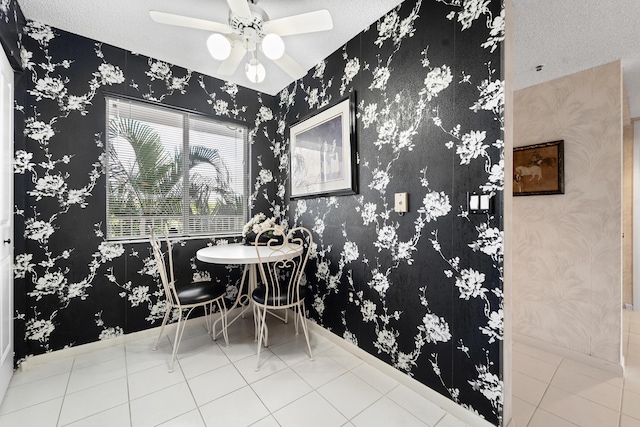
top-left (106, 96), bottom-right (248, 240)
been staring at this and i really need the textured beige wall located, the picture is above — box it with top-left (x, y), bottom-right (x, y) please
top-left (503, 1), bottom-right (513, 425)
top-left (624, 122), bottom-right (633, 307)
top-left (513, 61), bottom-right (623, 364)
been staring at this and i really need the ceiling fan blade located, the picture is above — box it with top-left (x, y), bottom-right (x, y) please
top-left (217, 44), bottom-right (247, 75)
top-left (227, 0), bottom-right (252, 19)
top-left (273, 54), bottom-right (307, 79)
top-left (149, 11), bottom-right (233, 34)
top-left (263, 10), bottom-right (333, 37)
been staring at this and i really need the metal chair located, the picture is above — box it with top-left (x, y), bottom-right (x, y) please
top-left (150, 232), bottom-right (229, 372)
top-left (251, 226), bottom-right (314, 371)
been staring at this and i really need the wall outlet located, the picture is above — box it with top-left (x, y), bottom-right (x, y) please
top-left (394, 192), bottom-right (408, 213)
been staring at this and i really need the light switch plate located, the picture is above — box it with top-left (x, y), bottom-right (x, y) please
top-left (394, 192), bottom-right (408, 213)
top-left (468, 192), bottom-right (493, 214)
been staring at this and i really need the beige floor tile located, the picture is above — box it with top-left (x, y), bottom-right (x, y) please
top-left (629, 311), bottom-right (640, 324)
top-left (624, 354), bottom-right (640, 370)
top-left (511, 396), bottom-right (535, 427)
top-left (528, 408), bottom-right (579, 427)
top-left (629, 342), bottom-right (640, 360)
top-left (539, 386), bottom-right (620, 427)
top-left (621, 414), bottom-right (640, 427)
top-left (512, 370), bottom-right (548, 406)
top-left (625, 375), bottom-right (640, 395)
top-left (550, 366), bottom-right (623, 410)
top-left (560, 358), bottom-right (624, 387)
top-left (513, 350), bottom-right (558, 383)
top-left (625, 338), bottom-right (631, 358)
top-left (623, 389), bottom-right (640, 420)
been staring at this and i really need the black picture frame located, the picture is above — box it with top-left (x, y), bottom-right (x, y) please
top-left (289, 93), bottom-right (358, 199)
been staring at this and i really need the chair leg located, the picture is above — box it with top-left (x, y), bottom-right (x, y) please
top-left (215, 298), bottom-right (229, 348)
top-left (208, 302), bottom-right (220, 340)
top-left (255, 304), bottom-right (268, 371)
top-left (298, 303), bottom-right (314, 361)
top-left (203, 302), bottom-right (212, 336)
top-left (293, 306), bottom-right (300, 335)
top-left (253, 303), bottom-right (259, 342)
top-left (169, 308), bottom-right (193, 372)
top-left (153, 306), bottom-right (172, 351)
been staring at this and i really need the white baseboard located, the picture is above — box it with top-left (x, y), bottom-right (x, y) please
top-left (306, 320), bottom-right (498, 427)
top-left (18, 315), bottom-right (209, 371)
top-left (512, 332), bottom-right (624, 375)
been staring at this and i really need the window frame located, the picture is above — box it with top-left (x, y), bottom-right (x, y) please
top-left (104, 94), bottom-right (250, 242)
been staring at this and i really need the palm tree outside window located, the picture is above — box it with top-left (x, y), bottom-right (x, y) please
top-left (105, 97), bottom-right (248, 240)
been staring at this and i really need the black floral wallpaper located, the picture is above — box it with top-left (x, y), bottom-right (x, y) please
top-left (0, 0), bottom-right (23, 68)
top-left (2, 0), bottom-right (505, 424)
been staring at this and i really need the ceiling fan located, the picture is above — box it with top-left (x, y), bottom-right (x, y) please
top-left (149, 0), bottom-right (333, 83)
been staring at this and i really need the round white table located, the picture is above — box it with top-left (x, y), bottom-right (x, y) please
top-left (196, 242), bottom-right (303, 337)
top-left (196, 242), bottom-right (301, 264)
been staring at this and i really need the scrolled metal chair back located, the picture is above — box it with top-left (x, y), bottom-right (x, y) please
top-left (149, 230), bottom-right (178, 307)
top-left (255, 226), bottom-right (312, 306)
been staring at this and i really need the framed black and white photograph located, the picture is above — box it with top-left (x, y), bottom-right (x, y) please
top-left (289, 93), bottom-right (357, 199)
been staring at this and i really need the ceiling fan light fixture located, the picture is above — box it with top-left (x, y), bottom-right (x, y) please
top-left (245, 58), bottom-right (266, 83)
top-left (207, 33), bottom-right (232, 60)
top-left (262, 33), bottom-right (285, 60)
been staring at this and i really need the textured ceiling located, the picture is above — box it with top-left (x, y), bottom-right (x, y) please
top-left (17, 0), bottom-right (404, 96)
top-left (512, 0), bottom-right (640, 118)
top-left (17, 0), bottom-right (640, 117)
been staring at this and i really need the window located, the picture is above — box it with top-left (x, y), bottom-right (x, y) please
top-left (106, 96), bottom-right (248, 240)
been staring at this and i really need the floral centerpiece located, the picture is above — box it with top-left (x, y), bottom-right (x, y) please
top-left (242, 213), bottom-right (286, 245)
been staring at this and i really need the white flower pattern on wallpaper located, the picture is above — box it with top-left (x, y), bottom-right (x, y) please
top-left (440, 0), bottom-right (504, 52)
top-left (9, 0), bottom-right (503, 423)
top-left (138, 58), bottom-right (191, 102)
top-left (280, 0), bottom-right (504, 422)
top-left (14, 26), bottom-right (127, 321)
top-left (13, 19), bottom-right (280, 360)
top-left (198, 78), bottom-right (247, 119)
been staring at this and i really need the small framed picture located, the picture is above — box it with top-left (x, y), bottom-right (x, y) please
top-left (289, 93), bottom-right (358, 199)
top-left (513, 140), bottom-right (564, 196)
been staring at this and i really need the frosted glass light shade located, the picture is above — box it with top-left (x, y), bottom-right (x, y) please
top-left (207, 34), bottom-right (232, 60)
top-left (245, 59), bottom-right (266, 83)
top-left (262, 33), bottom-right (285, 60)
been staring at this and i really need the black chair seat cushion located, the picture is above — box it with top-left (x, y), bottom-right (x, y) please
top-left (175, 280), bottom-right (226, 305)
top-left (251, 285), bottom-right (307, 306)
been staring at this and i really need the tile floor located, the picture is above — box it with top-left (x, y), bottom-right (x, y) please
top-left (512, 309), bottom-right (640, 427)
top-left (4, 309), bottom-right (640, 427)
top-left (0, 312), bottom-right (470, 427)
